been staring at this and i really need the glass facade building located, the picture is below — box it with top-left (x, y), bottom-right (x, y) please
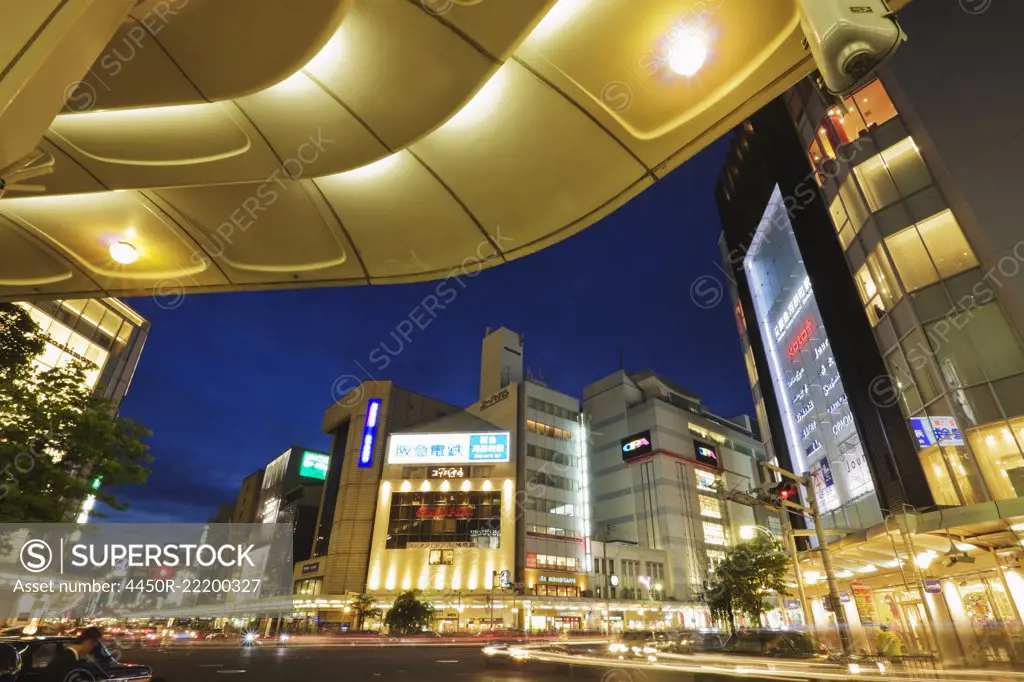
top-left (787, 75), bottom-right (1024, 508)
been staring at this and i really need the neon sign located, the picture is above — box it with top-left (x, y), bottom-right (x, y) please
top-left (358, 399), bottom-right (381, 468)
top-left (623, 438), bottom-right (651, 451)
top-left (787, 319), bottom-right (815, 359)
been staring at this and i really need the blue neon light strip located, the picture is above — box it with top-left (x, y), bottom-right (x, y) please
top-left (358, 399), bottom-right (381, 468)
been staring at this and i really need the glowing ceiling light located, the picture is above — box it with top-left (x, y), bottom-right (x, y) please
top-left (668, 34), bottom-right (708, 77)
top-left (109, 241), bottom-right (139, 264)
top-left (835, 570), bottom-right (854, 578)
top-left (915, 551), bottom-right (937, 569)
top-left (856, 565), bottom-right (877, 573)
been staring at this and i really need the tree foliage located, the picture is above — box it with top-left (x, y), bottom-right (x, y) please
top-left (352, 591), bottom-right (381, 630)
top-left (0, 302), bottom-right (152, 524)
top-left (383, 590), bottom-right (434, 635)
top-left (705, 533), bottom-right (791, 632)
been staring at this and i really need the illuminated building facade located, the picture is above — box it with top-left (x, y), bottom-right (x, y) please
top-left (583, 370), bottom-right (767, 607)
top-left (308, 382), bottom-right (460, 610)
top-left (18, 298), bottom-right (147, 408)
top-left (16, 298), bottom-right (148, 523)
top-left (717, 3), bottom-right (1024, 665)
top-left (254, 447), bottom-right (329, 564)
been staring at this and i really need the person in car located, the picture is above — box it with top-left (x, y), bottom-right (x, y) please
top-left (42, 626), bottom-right (104, 682)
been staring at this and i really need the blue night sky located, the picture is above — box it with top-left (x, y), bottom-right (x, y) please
top-left (112, 138), bottom-right (749, 523)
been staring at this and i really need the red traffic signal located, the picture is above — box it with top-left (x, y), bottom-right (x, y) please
top-left (773, 482), bottom-right (799, 502)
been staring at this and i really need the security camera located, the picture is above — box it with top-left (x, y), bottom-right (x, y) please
top-left (798, 0), bottom-right (907, 97)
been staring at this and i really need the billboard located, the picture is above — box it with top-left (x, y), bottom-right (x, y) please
top-left (910, 416), bottom-right (964, 448)
top-left (621, 430), bottom-right (653, 462)
top-left (386, 432), bottom-right (510, 465)
top-left (298, 450), bottom-right (329, 480)
top-left (694, 441), bottom-right (719, 468)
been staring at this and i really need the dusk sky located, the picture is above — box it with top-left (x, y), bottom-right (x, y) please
top-left (112, 138), bottom-right (749, 524)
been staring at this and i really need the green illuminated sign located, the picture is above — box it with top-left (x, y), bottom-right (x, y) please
top-left (299, 451), bottom-right (329, 481)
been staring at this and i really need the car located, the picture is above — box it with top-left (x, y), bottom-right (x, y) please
top-left (607, 630), bottom-right (670, 661)
top-left (665, 630), bottom-right (728, 654)
top-left (481, 643), bottom-right (531, 668)
top-left (719, 630), bottom-right (833, 660)
top-left (0, 636), bottom-right (152, 681)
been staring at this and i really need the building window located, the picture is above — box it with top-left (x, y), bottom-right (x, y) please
top-left (698, 495), bottom-right (722, 519)
top-left (428, 549), bottom-right (454, 565)
top-left (927, 303), bottom-right (1024, 385)
top-left (527, 419), bottom-right (573, 440)
top-left (294, 578), bottom-right (323, 596)
top-left (916, 210), bottom-right (979, 279)
top-left (855, 152), bottom-right (901, 211)
top-left (695, 470), bottom-right (720, 492)
top-left (622, 559), bottom-right (639, 577)
top-left (855, 246), bottom-right (902, 324)
top-left (881, 138), bottom-right (932, 198)
top-left (527, 524), bottom-right (583, 542)
top-left (533, 554), bottom-right (580, 571)
top-left (702, 521), bottom-right (727, 546)
top-left (887, 225), bottom-right (940, 292)
top-left (647, 562), bottom-right (665, 581)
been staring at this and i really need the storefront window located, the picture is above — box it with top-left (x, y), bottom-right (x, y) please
top-left (919, 446), bottom-right (962, 506)
top-left (968, 420), bottom-right (1024, 500)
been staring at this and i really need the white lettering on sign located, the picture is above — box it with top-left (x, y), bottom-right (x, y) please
top-left (794, 384), bottom-right (810, 403)
top-left (814, 339), bottom-right (831, 360)
top-left (796, 402), bottom-right (814, 422)
top-left (774, 277), bottom-right (813, 342)
top-left (832, 413), bottom-right (854, 436)
top-left (826, 396), bottom-right (848, 414)
top-left (801, 421), bottom-right (818, 440)
top-left (822, 375), bottom-right (840, 396)
top-left (787, 368), bottom-right (806, 389)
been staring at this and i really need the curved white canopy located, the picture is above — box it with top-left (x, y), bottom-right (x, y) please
top-left (0, 0), bottom-right (857, 299)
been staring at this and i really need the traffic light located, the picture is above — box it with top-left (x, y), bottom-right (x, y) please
top-left (772, 481), bottom-right (799, 503)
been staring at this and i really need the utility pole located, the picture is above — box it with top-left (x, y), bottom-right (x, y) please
top-left (722, 461), bottom-right (853, 656)
top-left (802, 475), bottom-right (852, 655)
top-left (489, 570), bottom-right (497, 629)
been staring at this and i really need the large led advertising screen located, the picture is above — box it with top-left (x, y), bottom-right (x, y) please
top-left (743, 186), bottom-right (878, 527)
top-left (386, 432), bottom-right (510, 465)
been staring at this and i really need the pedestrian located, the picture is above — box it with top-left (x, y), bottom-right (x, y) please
top-left (875, 624), bottom-right (902, 657)
top-left (42, 626), bottom-right (103, 682)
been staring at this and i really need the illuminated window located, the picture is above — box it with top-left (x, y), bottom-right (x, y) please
top-left (853, 80), bottom-right (898, 129)
top-left (854, 153), bottom-right (900, 211)
top-left (839, 176), bottom-right (870, 233)
top-left (916, 210), bottom-right (978, 278)
top-left (695, 470), bottom-right (719, 492)
top-left (428, 549), bottom-right (454, 565)
top-left (881, 138), bottom-right (932, 197)
top-left (887, 209), bottom-right (978, 292)
top-left (927, 303), bottom-right (1024, 384)
top-left (699, 495), bottom-right (722, 519)
top-left (856, 246), bottom-right (901, 325)
top-left (886, 225), bottom-right (940, 292)
top-left (702, 521), bottom-right (727, 546)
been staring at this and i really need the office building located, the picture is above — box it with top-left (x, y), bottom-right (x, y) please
top-left (231, 469), bottom-right (265, 524)
top-left (254, 447), bottom-right (329, 564)
top-left (299, 384), bottom-right (459, 608)
top-left (717, 3), bottom-right (1024, 664)
top-left (583, 370), bottom-right (768, 625)
top-left (18, 298), bottom-right (147, 409)
top-left (16, 297), bottom-right (148, 523)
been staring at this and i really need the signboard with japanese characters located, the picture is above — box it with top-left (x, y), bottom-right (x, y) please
top-left (910, 416), bottom-right (964, 448)
top-left (387, 432), bottom-right (510, 465)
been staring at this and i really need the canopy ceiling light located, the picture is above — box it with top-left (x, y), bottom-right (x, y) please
top-left (0, 0), bottom-right (910, 301)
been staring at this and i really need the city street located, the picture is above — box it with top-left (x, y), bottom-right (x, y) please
top-left (114, 643), bottom-right (735, 682)
top-left (117, 644), bottom-right (568, 682)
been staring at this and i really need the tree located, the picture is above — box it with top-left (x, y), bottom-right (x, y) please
top-left (705, 533), bottom-right (790, 632)
top-left (0, 302), bottom-right (152, 524)
top-left (351, 592), bottom-right (381, 630)
top-left (384, 590), bottom-right (434, 635)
